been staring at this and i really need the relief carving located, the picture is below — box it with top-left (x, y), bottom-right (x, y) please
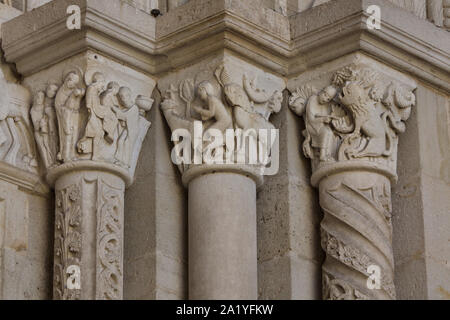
top-left (161, 64), bottom-right (282, 172)
top-left (0, 77), bottom-right (38, 173)
top-left (53, 181), bottom-right (82, 300)
top-left (289, 65), bottom-right (414, 171)
top-left (31, 69), bottom-right (153, 174)
top-left (322, 273), bottom-right (369, 300)
top-left (96, 178), bottom-right (123, 300)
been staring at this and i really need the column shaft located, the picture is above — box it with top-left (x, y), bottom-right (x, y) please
top-left (319, 171), bottom-right (395, 300)
top-left (53, 171), bottom-right (125, 300)
top-left (188, 172), bottom-right (257, 300)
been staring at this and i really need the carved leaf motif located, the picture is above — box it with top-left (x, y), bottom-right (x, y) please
top-left (179, 79), bottom-right (195, 104)
top-left (53, 181), bottom-right (82, 300)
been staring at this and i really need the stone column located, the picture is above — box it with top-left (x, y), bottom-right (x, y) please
top-left (159, 55), bottom-right (285, 299)
top-left (35, 62), bottom-right (153, 300)
top-left (23, 53), bottom-right (153, 300)
top-left (1, 0), bottom-right (158, 299)
top-left (52, 169), bottom-right (125, 300)
top-left (289, 61), bottom-right (416, 300)
top-left (187, 171), bottom-right (258, 299)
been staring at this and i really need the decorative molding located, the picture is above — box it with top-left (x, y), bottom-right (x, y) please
top-left (2, 0), bottom-right (448, 93)
top-left (0, 161), bottom-right (49, 195)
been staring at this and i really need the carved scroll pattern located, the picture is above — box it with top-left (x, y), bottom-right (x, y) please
top-left (53, 182), bottom-right (82, 300)
top-left (96, 179), bottom-right (123, 300)
top-left (320, 174), bottom-right (396, 300)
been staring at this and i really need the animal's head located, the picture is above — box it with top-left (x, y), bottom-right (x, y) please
top-left (339, 83), bottom-right (367, 109)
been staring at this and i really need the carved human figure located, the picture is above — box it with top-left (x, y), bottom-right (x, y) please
top-left (101, 82), bottom-right (120, 111)
top-left (55, 71), bottom-right (85, 162)
top-left (78, 73), bottom-right (118, 161)
top-left (216, 67), bottom-right (279, 133)
top-left (302, 85), bottom-right (338, 161)
top-left (114, 87), bottom-right (140, 168)
top-left (31, 91), bottom-right (53, 167)
top-left (193, 81), bottom-right (232, 134)
top-left (44, 83), bottom-right (59, 163)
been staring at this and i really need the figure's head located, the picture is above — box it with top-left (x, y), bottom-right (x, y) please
top-left (46, 84), bottom-right (59, 98)
top-left (107, 81), bottom-right (120, 95)
top-left (197, 81), bottom-right (214, 101)
top-left (319, 86), bottom-right (337, 104)
top-left (339, 83), bottom-right (365, 108)
top-left (118, 87), bottom-right (133, 108)
top-left (35, 91), bottom-right (45, 105)
top-left (92, 72), bottom-right (106, 89)
top-left (65, 72), bottom-right (80, 89)
top-left (268, 90), bottom-right (283, 113)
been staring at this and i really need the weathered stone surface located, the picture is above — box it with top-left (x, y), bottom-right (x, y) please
top-left (0, 0), bottom-right (449, 301)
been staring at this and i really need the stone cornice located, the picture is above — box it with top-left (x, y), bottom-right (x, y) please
top-left (1, 0), bottom-right (449, 92)
top-left (1, 0), bottom-right (158, 76)
top-left (290, 0), bottom-right (450, 92)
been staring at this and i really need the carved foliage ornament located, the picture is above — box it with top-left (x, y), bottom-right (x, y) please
top-left (54, 181), bottom-right (82, 300)
top-left (31, 68), bottom-right (152, 174)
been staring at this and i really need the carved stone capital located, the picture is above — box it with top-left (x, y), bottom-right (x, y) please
top-left (289, 60), bottom-right (416, 300)
top-left (28, 52), bottom-right (153, 188)
top-left (289, 63), bottom-right (416, 184)
top-left (159, 56), bottom-right (285, 187)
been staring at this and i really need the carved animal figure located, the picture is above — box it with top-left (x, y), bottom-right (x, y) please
top-left (338, 83), bottom-right (392, 159)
